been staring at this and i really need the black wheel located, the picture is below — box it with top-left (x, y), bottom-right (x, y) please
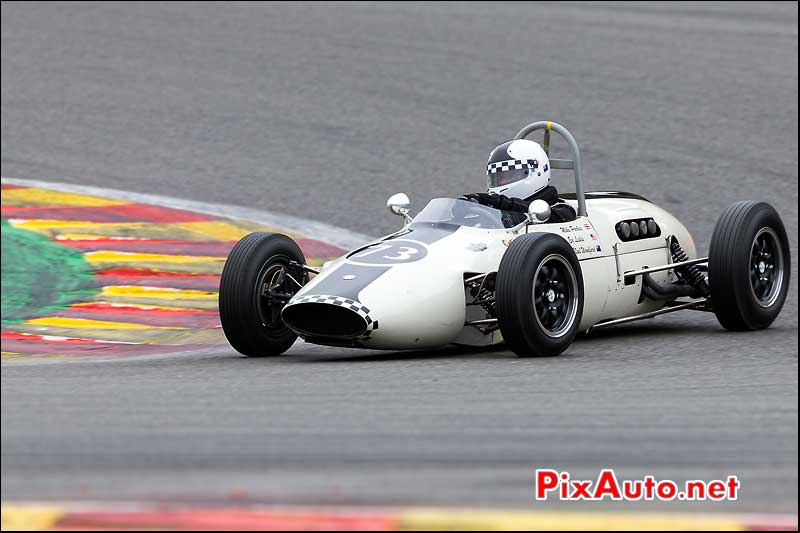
top-left (495, 233), bottom-right (584, 357)
top-left (219, 232), bottom-right (307, 356)
top-left (708, 202), bottom-right (791, 331)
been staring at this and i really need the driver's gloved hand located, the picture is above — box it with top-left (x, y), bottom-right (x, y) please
top-left (462, 192), bottom-right (491, 204)
top-left (462, 192), bottom-right (530, 213)
top-left (463, 192), bottom-right (500, 207)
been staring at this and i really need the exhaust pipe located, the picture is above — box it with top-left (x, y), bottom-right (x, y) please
top-left (641, 274), bottom-right (702, 302)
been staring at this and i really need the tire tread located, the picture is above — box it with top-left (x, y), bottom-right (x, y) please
top-left (709, 202), bottom-right (790, 331)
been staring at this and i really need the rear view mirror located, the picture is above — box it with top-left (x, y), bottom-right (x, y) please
top-left (527, 199), bottom-right (551, 224)
top-left (387, 193), bottom-right (412, 225)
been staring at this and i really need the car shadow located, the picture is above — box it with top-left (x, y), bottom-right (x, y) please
top-left (292, 343), bottom-right (510, 363)
top-left (284, 318), bottom-right (736, 363)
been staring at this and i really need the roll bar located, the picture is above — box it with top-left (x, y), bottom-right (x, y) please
top-left (514, 121), bottom-right (587, 217)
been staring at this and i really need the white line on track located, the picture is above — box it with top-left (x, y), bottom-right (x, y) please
top-left (1, 177), bottom-right (375, 250)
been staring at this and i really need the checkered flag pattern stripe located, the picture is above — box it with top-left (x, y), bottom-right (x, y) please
top-left (286, 294), bottom-right (379, 336)
top-left (487, 158), bottom-right (538, 175)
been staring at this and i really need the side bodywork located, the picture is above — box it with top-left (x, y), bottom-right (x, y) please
top-left (281, 194), bottom-right (697, 350)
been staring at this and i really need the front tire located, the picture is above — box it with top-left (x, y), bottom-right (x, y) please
top-left (495, 233), bottom-right (584, 357)
top-left (708, 202), bottom-right (791, 331)
top-left (219, 232), bottom-right (307, 356)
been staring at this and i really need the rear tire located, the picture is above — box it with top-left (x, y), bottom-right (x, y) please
top-left (708, 202), bottom-right (790, 331)
top-left (496, 233), bottom-right (584, 357)
top-left (219, 232), bottom-right (307, 356)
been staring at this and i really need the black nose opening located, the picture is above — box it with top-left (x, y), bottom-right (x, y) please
top-left (282, 303), bottom-right (367, 338)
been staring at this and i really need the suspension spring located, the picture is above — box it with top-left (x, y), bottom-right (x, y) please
top-left (670, 238), bottom-right (709, 295)
top-left (467, 274), bottom-right (497, 318)
top-left (476, 289), bottom-right (496, 317)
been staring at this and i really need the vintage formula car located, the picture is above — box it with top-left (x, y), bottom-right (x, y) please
top-left (219, 121), bottom-right (791, 357)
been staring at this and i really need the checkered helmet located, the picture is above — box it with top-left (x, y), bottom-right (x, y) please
top-left (486, 139), bottom-right (550, 199)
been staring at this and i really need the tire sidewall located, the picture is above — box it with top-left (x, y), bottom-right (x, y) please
top-left (496, 233), bottom-right (584, 357)
top-left (249, 251), bottom-right (299, 343)
top-left (219, 233), bottom-right (306, 356)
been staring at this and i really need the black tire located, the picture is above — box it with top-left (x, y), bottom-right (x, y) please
top-left (708, 201), bottom-right (791, 331)
top-left (495, 233), bottom-right (584, 357)
top-left (219, 232), bottom-right (307, 356)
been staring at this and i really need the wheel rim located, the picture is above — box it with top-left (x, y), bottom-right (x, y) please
top-left (749, 227), bottom-right (784, 308)
top-left (532, 254), bottom-right (579, 338)
top-left (255, 256), bottom-right (299, 329)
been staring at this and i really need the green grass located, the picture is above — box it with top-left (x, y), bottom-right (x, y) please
top-left (1, 219), bottom-right (97, 324)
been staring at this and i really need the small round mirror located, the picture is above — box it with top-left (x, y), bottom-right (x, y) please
top-left (387, 192), bottom-right (411, 218)
top-left (527, 199), bottom-right (551, 224)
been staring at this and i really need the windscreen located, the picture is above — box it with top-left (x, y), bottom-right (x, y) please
top-left (412, 198), bottom-right (525, 229)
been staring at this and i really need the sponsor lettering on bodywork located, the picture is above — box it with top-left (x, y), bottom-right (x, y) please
top-left (559, 220), bottom-right (604, 256)
top-left (502, 220), bottom-right (604, 258)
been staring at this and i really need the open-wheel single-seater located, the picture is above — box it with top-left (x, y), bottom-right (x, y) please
top-left (219, 121), bottom-right (791, 357)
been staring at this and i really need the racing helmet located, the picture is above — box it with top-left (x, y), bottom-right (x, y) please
top-left (486, 139), bottom-right (550, 199)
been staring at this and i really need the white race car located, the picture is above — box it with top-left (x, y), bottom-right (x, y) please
top-left (219, 121), bottom-right (791, 357)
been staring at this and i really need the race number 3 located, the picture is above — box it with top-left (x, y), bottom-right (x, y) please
top-left (348, 240), bottom-right (428, 265)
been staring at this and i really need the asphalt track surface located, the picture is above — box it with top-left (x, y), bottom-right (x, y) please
top-left (2, 1), bottom-right (798, 514)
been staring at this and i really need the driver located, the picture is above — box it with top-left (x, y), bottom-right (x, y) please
top-left (463, 139), bottom-right (576, 223)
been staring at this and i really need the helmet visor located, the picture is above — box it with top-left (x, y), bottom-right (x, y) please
top-left (487, 167), bottom-right (530, 189)
top-left (487, 159), bottom-right (538, 189)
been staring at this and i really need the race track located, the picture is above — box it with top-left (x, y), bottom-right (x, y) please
top-left (2, 1), bottom-right (798, 516)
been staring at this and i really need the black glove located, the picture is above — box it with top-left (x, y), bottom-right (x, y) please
top-left (462, 192), bottom-right (530, 213)
top-left (462, 192), bottom-right (493, 204)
